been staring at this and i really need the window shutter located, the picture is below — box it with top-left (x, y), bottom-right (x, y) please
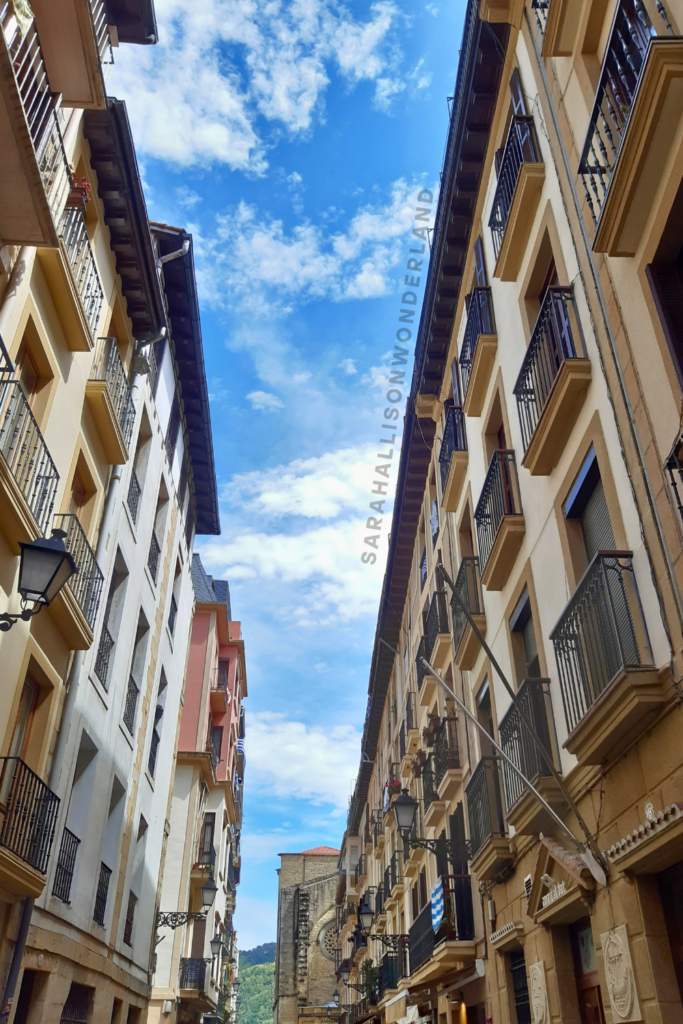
top-left (580, 479), bottom-right (615, 564)
top-left (473, 236), bottom-right (488, 287)
top-left (509, 68), bottom-right (528, 116)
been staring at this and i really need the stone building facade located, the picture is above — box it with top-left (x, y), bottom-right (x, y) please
top-left (273, 848), bottom-right (340, 1024)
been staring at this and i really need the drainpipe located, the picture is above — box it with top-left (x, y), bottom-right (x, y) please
top-left (0, 896), bottom-right (34, 1024)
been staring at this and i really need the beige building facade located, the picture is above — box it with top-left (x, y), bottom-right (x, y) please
top-left (337, 2), bottom-right (683, 1024)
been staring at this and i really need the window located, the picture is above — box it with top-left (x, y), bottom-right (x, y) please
top-left (123, 890), bottom-right (137, 946)
top-left (509, 589), bottom-right (541, 681)
top-left (509, 950), bottom-right (531, 1024)
top-left (199, 813), bottom-right (215, 868)
top-left (647, 159), bottom-right (683, 387)
top-left (563, 446), bottom-right (616, 569)
top-left (60, 984), bottom-right (91, 1024)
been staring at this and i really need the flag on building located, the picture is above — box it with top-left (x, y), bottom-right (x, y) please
top-left (431, 878), bottom-right (444, 931)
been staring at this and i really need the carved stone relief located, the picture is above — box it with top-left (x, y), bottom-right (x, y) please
top-left (529, 961), bottom-right (550, 1024)
top-left (600, 925), bottom-right (642, 1022)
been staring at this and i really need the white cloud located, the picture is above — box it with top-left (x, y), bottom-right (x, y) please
top-left (176, 186), bottom-right (202, 209)
top-left (222, 444), bottom-right (378, 520)
top-left (109, 0), bottom-right (404, 171)
top-left (246, 711), bottom-right (360, 808)
top-left (338, 358), bottom-right (357, 375)
top-left (199, 179), bottom-right (421, 313)
top-left (247, 390), bottom-right (284, 411)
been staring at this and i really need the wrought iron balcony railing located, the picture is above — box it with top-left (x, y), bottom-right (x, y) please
top-left (422, 755), bottom-right (436, 812)
top-left (168, 593), bottom-right (178, 635)
top-left (93, 860), bottom-right (111, 924)
top-left (489, 115), bottom-right (542, 258)
top-left (426, 588), bottom-right (449, 660)
top-left (465, 756), bottom-right (506, 859)
top-left (1, 3), bottom-right (71, 223)
top-left (378, 941), bottom-right (409, 996)
top-left (0, 758), bottom-right (59, 874)
top-left (53, 513), bottom-right (104, 629)
top-left (179, 958), bottom-right (209, 991)
top-left (439, 404), bottom-right (467, 492)
top-left (529, 0), bottom-right (550, 37)
top-left (451, 557), bottom-right (485, 653)
top-left (415, 636), bottom-right (428, 692)
top-left (59, 206), bottom-right (104, 333)
top-left (549, 552), bottom-right (654, 735)
top-left (194, 843), bottom-right (216, 871)
top-left (406, 690), bottom-right (416, 732)
top-left (0, 380), bottom-right (59, 533)
top-left (374, 883), bottom-right (384, 920)
top-left (91, 338), bottom-right (135, 447)
top-left (513, 287), bottom-right (585, 451)
top-left (420, 548), bottom-right (427, 589)
top-left (499, 678), bottom-right (556, 812)
top-left (407, 900), bottom-right (434, 975)
top-left (459, 288), bottom-right (496, 400)
top-left (579, 0), bottom-right (676, 224)
top-left (148, 529), bottom-right (161, 582)
top-left (94, 624), bottom-right (114, 689)
top-left (353, 854), bottom-right (365, 888)
top-left (388, 849), bottom-right (401, 893)
top-left (127, 466), bottom-right (142, 524)
top-left (433, 717), bottom-right (460, 787)
top-left (123, 675), bottom-right (140, 733)
top-left (52, 826), bottom-right (80, 902)
top-left (474, 451), bottom-right (523, 572)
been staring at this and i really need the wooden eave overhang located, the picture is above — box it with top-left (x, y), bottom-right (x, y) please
top-left (151, 222), bottom-right (221, 536)
top-left (104, 0), bottom-right (158, 44)
top-left (83, 98), bottom-right (166, 340)
top-left (347, 0), bottom-right (508, 838)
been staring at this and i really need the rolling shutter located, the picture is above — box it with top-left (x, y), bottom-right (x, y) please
top-left (580, 479), bottom-right (615, 563)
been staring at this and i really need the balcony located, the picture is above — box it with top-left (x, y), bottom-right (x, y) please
top-left (499, 678), bottom-right (564, 835)
top-left (52, 826), bottom-right (80, 903)
top-left (407, 875), bottom-right (475, 984)
top-left (529, 0), bottom-right (581, 57)
top-left (439, 405), bottom-right (467, 511)
top-left (377, 941), bottom-right (408, 999)
top-left (399, 692), bottom-right (419, 776)
top-left (86, 337), bottom-right (135, 464)
top-left (49, 513), bottom-right (104, 650)
top-left (352, 854), bottom-right (366, 890)
top-left (550, 552), bottom-right (662, 765)
top-left (415, 636), bottom-right (434, 707)
top-left (451, 557), bottom-right (485, 670)
top-left (210, 662), bottom-right (229, 711)
top-left (465, 757), bottom-right (511, 881)
top-left (578, 1), bottom-right (683, 256)
top-left (403, 804), bottom-right (423, 879)
top-left (459, 288), bottom-right (497, 417)
top-left (0, 758), bottom-right (59, 899)
top-left (433, 717), bottom-right (461, 801)
top-left (123, 674), bottom-right (140, 734)
top-left (425, 586), bottom-right (450, 669)
top-left (192, 843), bottom-right (215, 875)
top-left (474, 451), bottom-right (525, 591)
top-left (179, 958), bottom-right (214, 1008)
top-left (148, 528), bottom-right (161, 582)
top-left (31, 0), bottom-right (113, 110)
top-left (384, 850), bottom-right (403, 907)
top-left (514, 287), bottom-right (591, 475)
top-left (0, 4), bottom-right (71, 247)
top-left (126, 466), bottom-right (142, 524)
top-left (373, 814), bottom-right (385, 859)
top-left (421, 757), bottom-right (446, 828)
top-left (489, 115), bottom-right (545, 281)
top-left (93, 623), bottom-right (114, 690)
top-left (419, 548), bottom-right (427, 589)
top-left (0, 379), bottom-right (59, 550)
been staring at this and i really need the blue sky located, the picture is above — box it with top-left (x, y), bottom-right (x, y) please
top-left (109, 0), bottom-right (466, 950)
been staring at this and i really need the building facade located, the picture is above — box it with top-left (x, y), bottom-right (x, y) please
top-left (337, 2), bottom-right (683, 1024)
top-left (0, 3), bottom-right (225, 1024)
top-left (273, 848), bottom-right (340, 1024)
top-left (149, 554), bottom-right (246, 1024)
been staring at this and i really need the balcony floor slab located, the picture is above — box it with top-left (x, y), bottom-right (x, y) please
top-left (423, 800), bottom-right (448, 829)
top-left (406, 940), bottom-right (477, 987)
top-left (437, 768), bottom-right (463, 804)
top-left (37, 246), bottom-right (95, 352)
top-left (441, 451), bottom-right (468, 512)
top-left (85, 381), bottom-right (129, 464)
top-left (48, 585), bottom-right (94, 651)
top-left (0, 845), bottom-right (47, 899)
top-left (454, 616), bottom-right (486, 671)
top-left (430, 633), bottom-right (452, 671)
top-left (469, 836), bottom-right (512, 882)
top-left (505, 775), bottom-right (565, 836)
top-left (493, 163), bottom-right (545, 282)
top-left (418, 676), bottom-right (438, 708)
top-left (481, 517), bottom-right (526, 591)
top-left (462, 335), bottom-right (497, 418)
top-left (521, 359), bottom-right (592, 476)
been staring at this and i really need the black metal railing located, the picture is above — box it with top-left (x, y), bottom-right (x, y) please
top-left (148, 728), bottom-right (160, 777)
top-left (122, 675), bottom-right (140, 733)
top-left (148, 529), bottom-right (161, 582)
top-left (94, 624), bottom-right (114, 689)
top-left (439, 404), bottom-right (467, 492)
top-left (389, 849), bottom-right (401, 892)
top-left (378, 941), bottom-right (409, 996)
top-left (52, 826), bottom-right (80, 902)
top-left (227, 855), bottom-right (237, 891)
top-left (465, 757), bottom-right (506, 858)
top-left (513, 288), bottom-right (585, 451)
top-left (422, 756), bottom-right (436, 811)
top-left (415, 636), bottom-right (428, 691)
top-left (406, 691), bottom-right (416, 733)
top-left (451, 557), bottom-right (485, 655)
top-left (420, 548), bottom-right (427, 589)
top-left (550, 552), bottom-right (653, 735)
top-left (53, 514), bottom-right (104, 629)
top-left (578, 0), bottom-right (676, 224)
top-left (0, 380), bottom-right (59, 532)
top-left (426, 588), bottom-right (449, 660)
top-left (434, 717), bottom-right (460, 787)
top-left (179, 958), bottom-right (209, 990)
top-left (499, 678), bottom-right (555, 812)
top-left (168, 594), bottom-right (178, 635)
top-left (59, 206), bottom-right (104, 332)
top-left (127, 466), bottom-right (141, 524)
top-left (194, 842), bottom-right (216, 871)
top-left (93, 861), bottom-right (112, 924)
top-left (399, 722), bottom-right (406, 760)
top-left (375, 884), bottom-right (384, 920)
top-left (408, 901), bottom-right (434, 975)
top-left (459, 288), bottom-right (496, 400)
top-left (0, 3), bottom-right (71, 222)
top-left (373, 813), bottom-right (384, 848)
top-left (353, 855), bottom-right (365, 888)
top-left (474, 451), bottom-right (523, 572)
top-left (0, 758), bottom-right (59, 874)
top-left (90, 338), bottom-right (135, 447)
top-left (489, 116), bottom-right (542, 258)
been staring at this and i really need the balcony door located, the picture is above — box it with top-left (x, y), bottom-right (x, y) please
top-left (0, 677), bottom-right (39, 803)
top-left (658, 859), bottom-right (683, 1003)
top-left (199, 812), bottom-right (215, 867)
top-left (570, 919), bottom-right (605, 1024)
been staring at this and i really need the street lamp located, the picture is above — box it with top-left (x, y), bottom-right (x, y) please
top-left (0, 530), bottom-right (76, 631)
top-left (394, 789), bottom-right (464, 859)
top-left (210, 933), bottom-right (223, 959)
top-left (332, 991), bottom-right (340, 1007)
top-left (201, 876), bottom-right (218, 911)
top-left (358, 900), bottom-right (373, 933)
top-left (157, 875), bottom-right (218, 930)
top-left (340, 964), bottom-right (350, 984)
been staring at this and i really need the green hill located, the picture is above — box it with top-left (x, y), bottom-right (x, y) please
top-left (238, 957), bottom-right (275, 1024)
top-left (240, 943), bottom-right (276, 968)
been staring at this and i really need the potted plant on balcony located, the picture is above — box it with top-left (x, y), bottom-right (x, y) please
top-left (386, 777), bottom-right (401, 800)
top-left (66, 174), bottom-right (92, 214)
